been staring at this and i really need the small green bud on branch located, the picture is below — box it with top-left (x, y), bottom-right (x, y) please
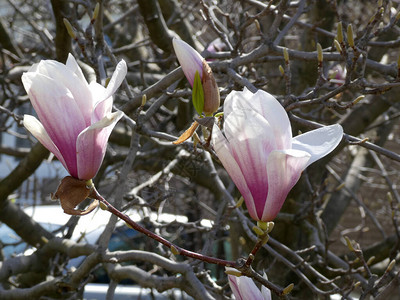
top-left (347, 24), bottom-right (355, 48)
top-left (337, 22), bottom-right (343, 43)
top-left (63, 18), bottom-right (77, 39)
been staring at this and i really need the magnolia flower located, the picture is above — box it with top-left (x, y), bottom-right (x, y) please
top-left (228, 273), bottom-right (271, 300)
top-left (212, 88), bottom-right (343, 222)
top-left (172, 38), bottom-right (220, 115)
top-left (22, 54), bottom-right (127, 180)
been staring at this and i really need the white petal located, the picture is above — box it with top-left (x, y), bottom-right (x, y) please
top-left (261, 286), bottom-right (272, 300)
top-left (89, 81), bottom-right (110, 123)
top-left (236, 276), bottom-right (265, 300)
top-left (223, 88), bottom-right (292, 149)
top-left (292, 124), bottom-right (343, 167)
top-left (66, 53), bottom-right (88, 83)
top-left (103, 59), bottom-right (127, 101)
top-left (261, 273), bottom-right (272, 300)
top-left (92, 60), bottom-right (127, 123)
top-left (228, 275), bottom-right (243, 300)
top-left (223, 88), bottom-right (254, 118)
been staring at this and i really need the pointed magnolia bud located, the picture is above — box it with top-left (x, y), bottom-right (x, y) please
top-left (334, 39), bottom-right (342, 53)
top-left (52, 176), bottom-right (99, 215)
top-left (279, 65), bottom-right (285, 75)
top-left (63, 18), bottom-right (76, 39)
top-left (347, 24), bottom-right (355, 48)
top-left (283, 47), bottom-right (289, 63)
top-left (92, 2), bottom-right (100, 21)
top-left (337, 22), bottom-right (343, 43)
top-left (317, 43), bottom-right (323, 62)
top-left (283, 283), bottom-right (294, 295)
top-left (173, 38), bottom-right (220, 115)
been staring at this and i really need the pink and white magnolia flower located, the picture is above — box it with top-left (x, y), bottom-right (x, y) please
top-left (22, 54), bottom-right (127, 180)
top-left (212, 88), bottom-right (343, 222)
top-left (228, 273), bottom-right (271, 300)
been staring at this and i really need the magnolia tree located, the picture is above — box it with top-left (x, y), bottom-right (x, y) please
top-left (0, 0), bottom-right (400, 299)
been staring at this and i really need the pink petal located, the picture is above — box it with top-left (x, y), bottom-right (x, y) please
top-left (261, 149), bottom-right (310, 221)
top-left (228, 275), bottom-right (244, 300)
top-left (76, 111), bottom-right (123, 180)
top-left (224, 109), bottom-right (276, 220)
top-left (172, 38), bottom-right (204, 87)
top-left (212, 124), bottom-right (258, 220)
top-left (237, 277), bottom-right (266, 300)
top-left (23, 115), bottom-right (69, 173)
top-left (292, 124), bottom-right (343, 167)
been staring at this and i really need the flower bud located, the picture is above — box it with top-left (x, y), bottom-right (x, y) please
top-left (337, 22), bottom-right (343, 43)
top-left (317, 43), bottom-right (323, 62)
top-left (173, 38), bottom-right (220, 115)
top-left (283, 283), bottom-right (294, 295)
top-left (92, 3), bottom-right (100, 21)
top-left (347, 24), bottom-right (355, 48)
top-left (279, 65), bottom-right (285, 75)
top-left (283, 47), bottom-right (289, 63)
top-left (334, 39), bottom-right (342, 53)
top-left (63, 18), bottom-right (76, 39)
top-left (386, 259), bottom-right (396, 272)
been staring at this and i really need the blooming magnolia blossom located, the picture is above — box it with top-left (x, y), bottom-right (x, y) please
top-left (228, 273), bottom-right (271, 300)
top-left (212, 88), bottom-right (343, 221)
top-left (22, 54), bottom-right (127, 180)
